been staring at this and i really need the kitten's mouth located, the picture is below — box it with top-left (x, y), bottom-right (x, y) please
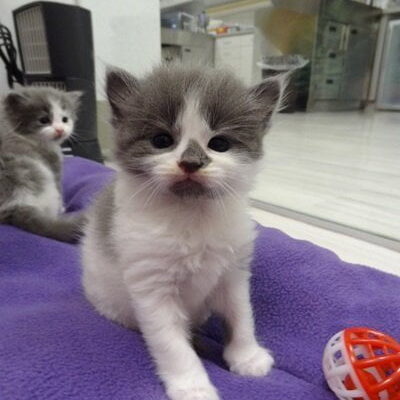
top-left (53, 132), bottom-right (64, 140)
top-left (169, 178), bottom-right (209, 198)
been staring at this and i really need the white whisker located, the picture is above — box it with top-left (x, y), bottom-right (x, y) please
top-left (127, 176), bottom-right (159, 203)
top-left (142, 180), bottom-right (163, 209)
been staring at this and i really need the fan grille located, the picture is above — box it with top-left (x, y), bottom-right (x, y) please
top-left (15, 5), bottom-right (51, 74)
top-left (30, 81), bottom-right (66, 90)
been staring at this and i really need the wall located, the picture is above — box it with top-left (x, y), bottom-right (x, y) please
top-left (76, 0), bottom-right (161, 157)
top-left (78, 0), bottom-right (161, 100)
top-left (0, 0), bottom-right (161, 99)
top-left (206, 0), bottom-right (270, 15)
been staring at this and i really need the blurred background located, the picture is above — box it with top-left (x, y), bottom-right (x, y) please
top-left (0, 0), bottom-right (399, 255)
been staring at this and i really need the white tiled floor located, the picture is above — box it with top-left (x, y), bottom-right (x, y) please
top-left (250, 207), bottom-right (400, 277)
top-left (251, 111), bottom-right (400, 242)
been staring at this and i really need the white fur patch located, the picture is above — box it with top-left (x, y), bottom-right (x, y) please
top-left (177, 95), bottom-right (211, 149)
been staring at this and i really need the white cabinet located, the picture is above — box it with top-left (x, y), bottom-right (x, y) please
top-left (214, 33), bottom-right (255, 85)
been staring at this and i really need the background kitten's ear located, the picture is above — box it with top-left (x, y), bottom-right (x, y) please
top-left (66, 91), bottom-right (83, 112)
top-left (4, 91), bottom-right (28, 112)
top-left (106, 67), bottom-right (140, 120)
top-left (248, 74), bottom-right (287, 126)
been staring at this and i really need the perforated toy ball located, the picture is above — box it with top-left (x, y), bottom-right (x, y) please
top-left (323, 327), bottom-right (400, 400)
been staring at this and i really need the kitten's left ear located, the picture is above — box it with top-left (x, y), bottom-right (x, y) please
top-left (65, 90), bottom-right (83, 113)
top-left (248, 74), bottom-right (287, 125)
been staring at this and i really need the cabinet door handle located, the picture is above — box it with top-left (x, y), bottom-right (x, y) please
top-left (339, 27), bottom-right (346, 51)
top-left (343, 27), bottom-right (351, 51)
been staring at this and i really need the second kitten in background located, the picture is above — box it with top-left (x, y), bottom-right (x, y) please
top-left (0, 87), bottom-right (85, 242)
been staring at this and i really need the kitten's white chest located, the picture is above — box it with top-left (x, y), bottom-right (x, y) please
top-left (178, 246), bottom-right (233, 320)
top-left (24, 161), bottom-right (62, 217)
top-left (116, 209), bottom-right (252, 321)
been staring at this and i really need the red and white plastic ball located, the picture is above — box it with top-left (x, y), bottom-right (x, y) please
top-left (323, 327), bottom-right (400, 400)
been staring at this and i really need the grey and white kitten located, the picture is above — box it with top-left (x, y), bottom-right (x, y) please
top-left (0, 86), bottom-right (84, 243)
top-left (82, 65), bottom-right (283, 400)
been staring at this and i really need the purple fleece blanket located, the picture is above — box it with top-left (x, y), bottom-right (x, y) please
top-left (1, 157), bottom-right (399, 400)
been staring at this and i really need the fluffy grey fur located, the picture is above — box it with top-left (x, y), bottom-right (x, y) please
top-left (106, 64), bottom-right (282, 174)
top-left (0, 87), bottom-right (84, 243)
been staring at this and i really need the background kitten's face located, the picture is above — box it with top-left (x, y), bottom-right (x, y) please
top-left (4, 87), bottom-right (81, 143)
top-left (107, 65), bottom-right (282, 200)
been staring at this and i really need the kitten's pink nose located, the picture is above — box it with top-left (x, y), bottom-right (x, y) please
top-left (54, 128), bottom-right (64, 138)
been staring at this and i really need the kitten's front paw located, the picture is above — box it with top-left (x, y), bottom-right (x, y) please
top-left (224, 344), bottom-right (274, 377)
top-left (167, 383), bottom-right (219, 400)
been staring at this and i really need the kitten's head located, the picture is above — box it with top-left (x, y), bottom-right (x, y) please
top-left (107, 65), bottom-right (283, 200)
top-left (3, 87), bottom-right (81, 143)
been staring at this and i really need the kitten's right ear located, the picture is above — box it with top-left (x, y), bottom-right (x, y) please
top-left (4, 92), bottom-right (28, 111)
top-left (248, 74), bottom-right (286, 125)
top-left (106, 67), bottom-right (140, 120)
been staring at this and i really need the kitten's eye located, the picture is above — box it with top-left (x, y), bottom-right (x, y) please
top-left (39, 116), bottom-right (50, 124)
top-left (151, 133), bottom-right (174, 149)
top-left (62, 116), bottom-right (68, 123)
top-left (208, 136), bottom-right (230, 152)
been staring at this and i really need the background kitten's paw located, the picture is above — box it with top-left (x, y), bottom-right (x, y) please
top-left (167, 383), bottom-right (220, 400)
top-left (224, 344), bottom-right (274, 377)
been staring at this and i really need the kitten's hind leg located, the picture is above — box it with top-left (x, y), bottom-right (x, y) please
top-left (0, 206), bottom-right (87, 243)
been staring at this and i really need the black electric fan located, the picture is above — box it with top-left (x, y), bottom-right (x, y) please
top-left (11, 1), bottom-right (103, 162)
